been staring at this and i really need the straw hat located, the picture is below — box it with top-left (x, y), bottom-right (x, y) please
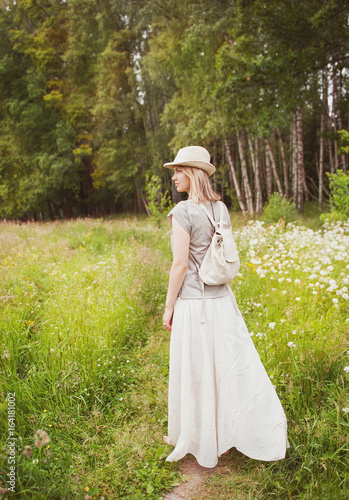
top-left (163, 146), bottom-right (216, 176)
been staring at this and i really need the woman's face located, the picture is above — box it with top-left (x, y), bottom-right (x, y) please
top-left (172, 167), bottom-right (190, 193)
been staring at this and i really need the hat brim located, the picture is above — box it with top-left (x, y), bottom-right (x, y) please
top-left (163, 160), bottom-right (216, 177)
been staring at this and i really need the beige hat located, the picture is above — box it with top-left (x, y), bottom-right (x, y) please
top-left (163, 146), bottom-right (216, 176)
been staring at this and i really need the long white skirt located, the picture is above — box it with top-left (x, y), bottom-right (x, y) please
top-left (166, 295), bottom-right (288, 468)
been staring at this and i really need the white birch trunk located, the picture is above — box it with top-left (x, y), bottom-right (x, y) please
top-left (265, 144), bottom-right (272, 199)
top-left (247, 135), bottom-right (256, 174)
top-left (237, 132), bottom-right (254, 215)
top-left (296, 107), bottom-right (304, 213)
top-left (265, 138), bottom-right (284, 197)
top-left (256, 138), bottom-right (263, 213)
top-left (224, 139), bottom-right (247, 213)
top-left (291, 116), bottom-right (298, 206)
top-left (276, 128), bottom-right (289, 201)
top-left (332, 71), bottom-right (339, 173)
top-left (336, 69), bottom-right (347, 173)
top-left (248, 135), bottom-right (263, 213)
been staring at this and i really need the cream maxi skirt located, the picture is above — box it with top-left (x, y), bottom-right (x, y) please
top-left (166, 295), bottom-right (289, 468)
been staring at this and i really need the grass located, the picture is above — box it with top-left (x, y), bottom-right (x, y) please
top-left (0, 211), bottom-right (348, 499)
top-left (0, 218), bottom-right (178, 499)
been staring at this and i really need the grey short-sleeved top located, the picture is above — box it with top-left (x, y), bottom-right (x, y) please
top-left (167, 199), bottom-right (232, 299)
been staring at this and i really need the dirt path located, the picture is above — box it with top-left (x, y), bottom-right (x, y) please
top-left (163, 456), bottom-right (221, 500)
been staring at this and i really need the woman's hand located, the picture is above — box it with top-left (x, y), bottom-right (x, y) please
top-left (163, 306), bottom-right (173, 332)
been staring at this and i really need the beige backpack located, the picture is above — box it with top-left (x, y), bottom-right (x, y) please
top-left (190, 202), bottom-right (241, 323)
top-left (197, 201), bottom-right (240, 285)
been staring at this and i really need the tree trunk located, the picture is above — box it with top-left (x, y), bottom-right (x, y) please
top-left (319, 70), bottom-right (328, 209)
top-left (332, 70), bottom-right (339, 173)
top-left (52, 200), bottom-right (60, 219)
top-left (133, 191), bottom-right (138, 214)
top-left (295, 108), bottom-right (304, 213)
top-left (336, 69), bottom-right (347, 173)
top-left (276, 128), bottom-right (289, 201)
top-left (265, 138), bottom-right (283, 197)
top-left (256, 138), bottom-right (263, 213)
top-left (248, 135), bottom-right (263, 213)
top-left (291, 116), bottom-right (297, 207)
top-left (265, 144), bottom-right (272, 199)
top-left (224, 138), bottom-right (247, 213)
top-left (237, 132), bottom-right (254, 215)
top-left (247, 134), bottom-right (256, 174)
top-left (328, 137), bottom-right (335, 175)
top-left (121, 193), bottom-right (127, 211)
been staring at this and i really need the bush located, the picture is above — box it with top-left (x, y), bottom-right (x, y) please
top-left (262, 192), bottom-right (298, 224)
top-left (320, 170), bottom-right (349, 223)
top-left (145, 175), bottom-right (173, 227)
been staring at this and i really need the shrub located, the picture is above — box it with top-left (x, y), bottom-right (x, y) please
top-left (320, 169), bottom-right (349, 223)
top-left (145, 175), bottom-right (173, 227)
top-left (262, 192), bottom-right (298, 224)
top-left (338, 129), bottom-right (349, 154)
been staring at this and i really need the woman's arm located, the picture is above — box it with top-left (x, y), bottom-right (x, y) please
top-left (163, 216), bottom-right (190, 332)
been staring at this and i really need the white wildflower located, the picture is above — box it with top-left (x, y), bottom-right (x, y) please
top-left (34, 429), bottom-right (50, 449)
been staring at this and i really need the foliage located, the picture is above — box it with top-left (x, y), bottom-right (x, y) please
top-left (338, 130), bottom-right (349, 155)
top-left (0, 0), bottom-right (348, 218)
top-left (262, 192), bottom-right (298, 224)
top-left (320, 170), bottom-right (349, 223)
top-left (145, 175), bottom-right (173, 227)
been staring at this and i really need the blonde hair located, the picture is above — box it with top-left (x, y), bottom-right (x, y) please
top-left (181, 166), bottom-right (220, 204)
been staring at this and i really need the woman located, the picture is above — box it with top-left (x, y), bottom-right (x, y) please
top-left (162, 145), bottom-right (288, 469)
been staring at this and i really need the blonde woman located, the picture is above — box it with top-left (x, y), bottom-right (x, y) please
top-left (162, 146), bottom-right (288, 468)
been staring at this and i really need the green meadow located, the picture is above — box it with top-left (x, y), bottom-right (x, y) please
top-left (0, 214), bottom-right (348, 499)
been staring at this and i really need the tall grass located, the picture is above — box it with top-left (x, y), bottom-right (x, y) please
top-left (0, 218), bottom-right (178, 499)
top-left (0, 215), bottom-right (348, 499)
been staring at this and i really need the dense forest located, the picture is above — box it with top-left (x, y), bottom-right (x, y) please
top-left (0, 0), bottom-right (348, 219)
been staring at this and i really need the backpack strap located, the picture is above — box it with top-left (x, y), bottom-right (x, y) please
top-left (219, 201), bottom-right (225, 225)
top-left (199, 203), bottom-right (216, 227)
top-left (199, 201), bottom-right (227, 229)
